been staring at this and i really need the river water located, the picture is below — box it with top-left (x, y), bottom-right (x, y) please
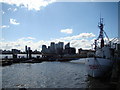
top-left (2, 59), bottom-right (112, 88)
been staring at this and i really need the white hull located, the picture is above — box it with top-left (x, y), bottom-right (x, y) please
top-left (85, 58), bottom-right (113, 78)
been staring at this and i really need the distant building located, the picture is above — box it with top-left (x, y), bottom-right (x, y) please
top-left (28, 47), bottom-right (32, 59)
top-left (58, 42), bottom-right (64, 49)
top-left (78, 48), bottom-right (95, 57)
top-left (25, 45), bottom-right (27, 52)
top-left (2, 50), bottom-right (11, 54)
top-left (50, 42), bottom-right (55, 53)
top-left (69, 47), bottom-right (76, 54)
top-left (64, 47), bottom-right (76, 55)
top-left (55, 43), bottom-right (58, 53)
top-left (65, 42), bottom-right (70, 49)
top-left (41, 42), bottom-right (76, 56)
top-left (56, 42), bottom-right (64, 55)
top-left (78, 48), bottom-right (89, 54)
top-left (12, 49), bottom-right (20, 54)
top-left (33, 49), bottom-right (40, 53)
top-left (41, 45), bottom-right (48, 53)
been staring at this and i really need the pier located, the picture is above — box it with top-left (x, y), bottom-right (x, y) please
top-left (1, 54), bottom-right (87, 66)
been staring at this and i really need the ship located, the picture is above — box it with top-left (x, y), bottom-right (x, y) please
top-left (85, 17), bottom-right (116, 78)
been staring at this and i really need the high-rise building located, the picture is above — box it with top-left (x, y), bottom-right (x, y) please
top-left (65, 42), bottom-right (70, 49)
top-left (41, 41), bottom-right (76, 55)
top-left (58, 42), bottom-right (64, 49)
top-left (50, 42), bottom-right (55, 53)
top-left (41, 45), bottom-right (47, 53)
top-left (28, 47), bottom-right (32, 59)
top-left (56, 42), bottom-right (64, 55)
top-left (25, 46), bottom-right (27, 52)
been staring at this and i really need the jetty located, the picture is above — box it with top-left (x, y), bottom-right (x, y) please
top-left (1, 54), bottom-right (87, 66)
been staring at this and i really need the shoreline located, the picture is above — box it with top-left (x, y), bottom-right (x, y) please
top-left (1, 57), bottom-right (85, 66)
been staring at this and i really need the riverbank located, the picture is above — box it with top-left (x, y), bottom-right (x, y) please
top-left (1, 57), bottom-right (81, 66)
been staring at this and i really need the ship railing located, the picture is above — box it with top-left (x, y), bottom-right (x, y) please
top-left (111, 37), bottom-right (118, 43)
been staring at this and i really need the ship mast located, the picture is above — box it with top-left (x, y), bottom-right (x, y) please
top-left (97, 17), bottom-right (104, 48)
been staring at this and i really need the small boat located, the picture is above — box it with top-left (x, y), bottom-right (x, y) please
top-left (85, 17), bottom-right (116, 78)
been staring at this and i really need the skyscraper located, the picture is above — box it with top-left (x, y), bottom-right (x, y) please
top-left (65, 42), bottom-right (70, 49)
top-left (41, 45), bottom-right (47, 53)
top-left (50, 42), bottom-right (55, 53)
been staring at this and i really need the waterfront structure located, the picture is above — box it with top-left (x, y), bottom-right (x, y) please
top-left (64, 47), bottom-right (76, 55)
top-left (25, 46), bottom-right (32, 59)
top-left (78, 48), bottom-right (95, 57)
top-left (25, 46), bottom-right (28, 59)
top-left (12, 54), bottom-right (17, 59)
top-left (2, 49), bottom-right (21, 54)
top-left (78, 48), bottom-right (89, 57)
top-left (28, 47), bottom-right (32, 59)
top-left (12, 49), bottom-right (20, 54)
top-left (25, 46), bottom-right (27, 53)
top-left (11, 49), bottom-right (20, 59)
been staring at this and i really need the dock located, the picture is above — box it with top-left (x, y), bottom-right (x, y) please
top-left (1, 56), bottom-right (82, 66)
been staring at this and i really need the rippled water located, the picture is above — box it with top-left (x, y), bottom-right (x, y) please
top-left (2, 59), bottom-right (112, 88)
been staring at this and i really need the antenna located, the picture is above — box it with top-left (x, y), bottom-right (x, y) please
top-left (99, 12), bottom-right (103, 24)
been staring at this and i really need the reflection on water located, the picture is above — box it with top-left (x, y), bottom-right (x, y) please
top-left (2, 59), bottom-right (112, 88)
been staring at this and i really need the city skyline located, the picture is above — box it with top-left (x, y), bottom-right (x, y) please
top-left (1, 1), bottom-right (118, 51)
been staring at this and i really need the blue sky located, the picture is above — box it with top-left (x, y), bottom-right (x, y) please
top-left (0, 0), bottom-right (118, 51)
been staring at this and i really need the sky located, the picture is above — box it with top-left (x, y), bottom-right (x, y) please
top-left (0, 0), bottom-right (119, 52)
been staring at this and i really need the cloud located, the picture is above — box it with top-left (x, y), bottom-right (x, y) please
top-left (58, 33), bottom-right (95, 41)
top-left (1, 33), bottom-right (96, 51)
top-left (60, 28), bottom-right (73, 34)
top-left (56, 0), bottom-right (119, 2)
top-left (1, 0), bottom-right (56, 11)
top-left (70, 39), bottom-right (93, 50)
top-left (0, 25), bottom-right (9, 29)
top-left (8, 8), bottom-right (17, 12)
top-left (2, 11), bottom-right (5, 14)
top-left (10, 19), bottom-right (20, 25)
top-left (8, 8), bottom-right (12, 11)
top-left (1, 38), bottom-right (94, 52)
top-left (0, 38), bottom-right (5, 41)
top-left (1, 39), bottom-right (47, 51)
top-left (18, 37), bottom-right (36, 41)
top-left (50, 33), bottom-right (96, 51)
top-left (13, 8), bottom-right (17, 11)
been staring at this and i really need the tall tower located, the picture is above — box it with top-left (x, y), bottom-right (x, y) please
top-left (25, 45), bottom-right (28, 59)
top-left (28, 47), bottom-right (32, 59)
